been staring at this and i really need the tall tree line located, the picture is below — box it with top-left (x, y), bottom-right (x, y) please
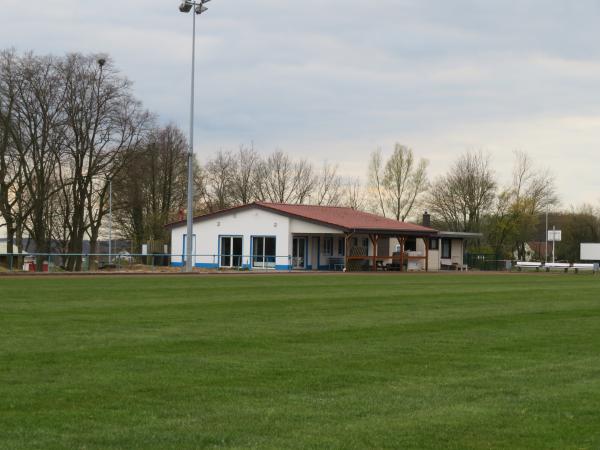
top-left (2, 49), bottom-right (597, 267)
top-left (0, 50), bottom-right (151, 269)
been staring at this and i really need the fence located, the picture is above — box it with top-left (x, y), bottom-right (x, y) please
top-left (0, 253), bottom-right (294, 273)
top-left (465, 253), bottom-right (512, 271)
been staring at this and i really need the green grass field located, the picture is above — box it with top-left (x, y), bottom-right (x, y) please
top-left (1, 273), bottom-right (599, 449)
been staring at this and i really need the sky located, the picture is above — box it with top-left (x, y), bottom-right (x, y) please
top-left (2, 0), bottom-right (600, 207)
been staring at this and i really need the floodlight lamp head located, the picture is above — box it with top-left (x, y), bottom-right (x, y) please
top-left (179, 1), bottom-right (193, 13)
top-left (195, 4), bottom-right (208, 14)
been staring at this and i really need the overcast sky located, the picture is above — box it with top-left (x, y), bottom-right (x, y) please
top-left (2, 0), bottom-right (600, 206)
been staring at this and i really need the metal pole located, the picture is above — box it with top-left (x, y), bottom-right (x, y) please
top-left (109, 178), bottom-right (112, 264)
top-left (545, 208), bottom-right (548, 263)
top-left (552, 225), bottom-right (556, 264)
top-left (185, 7), bottom-right (197, 273)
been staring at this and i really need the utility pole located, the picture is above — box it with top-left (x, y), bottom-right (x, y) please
top-left (179, 0), bottom-right (211, 272)
top-left (108, 178), bottom-right (112, 264)
top-left (545, 208), bottom-right (548, 263)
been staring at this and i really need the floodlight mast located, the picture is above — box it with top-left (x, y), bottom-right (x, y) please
top-left (179, 0), bottom-right (211, 272)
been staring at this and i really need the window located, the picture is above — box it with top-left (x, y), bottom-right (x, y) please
top-left (429, 239), bottom-right (439, 251)
top-left (441, 239), bottom-right (452, 259)
top-left (405, 238), bottom-right (417, 252)
top-left (252, 236), bottom-right (276, 268)
top-left (220, 236), bottom-right (242, 268)
top-left (323, 237), bottom-right (333, 255)
top-left (362, 238), bottom-right (369, 248)
top-left (352, 237), bottom-right (358, 247)
top-left (338, 238), bottom-right (345, 256)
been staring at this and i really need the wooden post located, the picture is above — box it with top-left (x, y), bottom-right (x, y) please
top-left (344, 232), bottom-right (353, 271)
top-left (424, 237), bottom-right (429, 272)
top-left (369, 234), bottom-right (379, 271)
top-left (374, 234), bottom-right (379, 271)
top-left (396, 236), bottom-right (406, 273)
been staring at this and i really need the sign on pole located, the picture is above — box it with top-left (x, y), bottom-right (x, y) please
top-left (548, 230), bottom-right (562, 242)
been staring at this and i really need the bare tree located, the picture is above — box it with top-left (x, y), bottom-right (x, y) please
top-left (312, 161), bottom-right (343, 206)
top-left (368, 148), bottom-right (387, 217)
top-left (368, 144), bottom-right (428, 220)
top-left (340, 177), bottom-right (365, 210)
top-left (203, 150), bottom-right (236, 212)
top-left (0, 49), bottom-right (21, 255)
top-left (57, 54), bottom-right (150, 269)
top-left (427, 151), bottom-right (497, 232)
top-left (9, 53), bottom-right (65, 265)
top-left (383, 144), bottom-right (428, 221)
top-left (230, 144), bottom-right (260, 205)
top-left (509, 150), bottom-right (559, 260)
top-left (255, 150), bottom-right (315, 204)
top-left (113, 125), bottom-right (188, 251)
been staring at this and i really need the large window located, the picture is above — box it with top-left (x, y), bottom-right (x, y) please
top-left (405, 238), bottom-right (417, 252)
top-left (220, 236), bottom-right (242, 268)
top-left (441, 239), bottom-right (452, 259)
top-left (338, 238), bottom-right (345, 256)
top-left (252, 236), bottom-right (276, 268)
top-left (323, 237), bottom-right (333, 256)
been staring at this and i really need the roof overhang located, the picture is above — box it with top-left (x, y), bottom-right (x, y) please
top-left (348, 228), bottom-right (438, 237)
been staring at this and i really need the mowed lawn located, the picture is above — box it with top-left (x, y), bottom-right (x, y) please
top-left (1, 274), bottom-right (600, 449)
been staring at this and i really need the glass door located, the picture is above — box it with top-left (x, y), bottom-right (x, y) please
top-left (252, 236), bottom-right (276, 268)
top-left (220, 236), bottom-right (243, 268)
top-left (292, 237), bottom-right (306, 269)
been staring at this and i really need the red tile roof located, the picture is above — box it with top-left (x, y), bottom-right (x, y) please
top-left (166, 202), bottom-right (437, 235)
top-left (256, 202), bottom-right (436, 234)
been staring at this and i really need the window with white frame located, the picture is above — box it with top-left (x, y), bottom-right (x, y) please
top-left (252, 236), bottom-right (276, 268)
top-left (338, 238), bottom-right (345, 256)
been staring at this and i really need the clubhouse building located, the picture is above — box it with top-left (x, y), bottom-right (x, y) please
top-left (167, 202), bottom-right (478, 271)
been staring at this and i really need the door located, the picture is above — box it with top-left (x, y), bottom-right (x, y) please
top-left (252, 236), bottom-right (277, 268)
top-left (292, 237), bottom-right (306, 269)
top-left (220, 236), bottom-right (243, 268)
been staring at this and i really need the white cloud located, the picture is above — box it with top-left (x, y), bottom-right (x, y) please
top-left (2, 0), bottom-right (600, 206)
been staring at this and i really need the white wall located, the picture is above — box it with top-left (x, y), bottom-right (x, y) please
top-left (171, 206), bottom-right (291, 268)
top-left (289, 219), bottom-right (339, 235)
top-left (0, 220), bottom-right (6, 254)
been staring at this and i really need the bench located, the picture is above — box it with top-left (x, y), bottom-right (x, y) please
top-left (516, 261), bottom-right (542, 271)
top-left (328, 257), bottom-right (345, 271)
top-left (571, 263), bottom-right (599, 274)
top-left (545, 262), bottom-right (571, 273)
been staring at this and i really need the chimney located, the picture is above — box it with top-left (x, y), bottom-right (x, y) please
top-left (422, 211), bottom-right (431, 227)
